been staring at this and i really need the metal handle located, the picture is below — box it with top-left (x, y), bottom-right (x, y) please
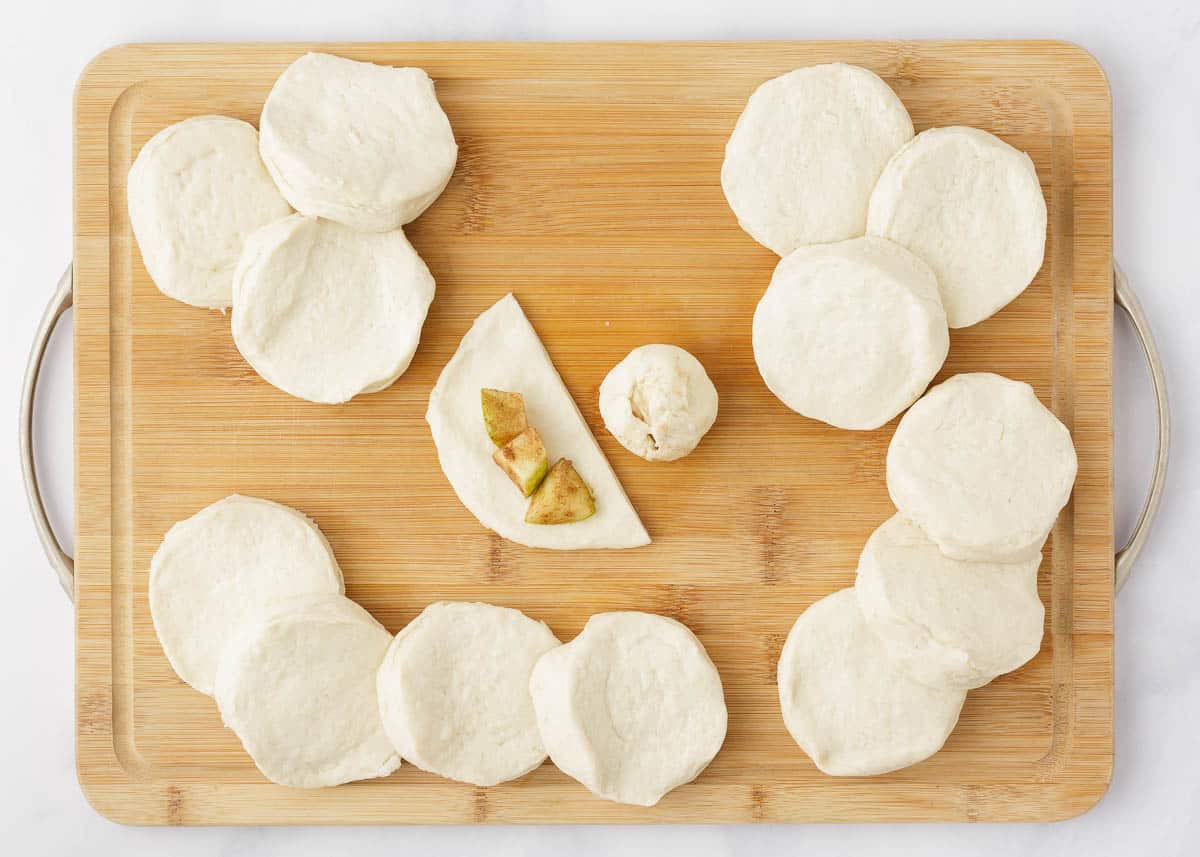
top-left (1112, 263), bottom-right (1170, 592)
top-left (20, 265), bottom-right (75, 601)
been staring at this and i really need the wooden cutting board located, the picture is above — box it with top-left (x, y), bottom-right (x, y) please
top-left (73, 41), bottom-right (1113, 824)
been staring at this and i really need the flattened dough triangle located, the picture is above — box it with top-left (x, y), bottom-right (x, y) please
top-left (427, 294), bottom-right (650, 549)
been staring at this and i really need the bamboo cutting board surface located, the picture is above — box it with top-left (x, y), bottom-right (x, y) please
top-left (73, 41), bottom-right (1113, 824)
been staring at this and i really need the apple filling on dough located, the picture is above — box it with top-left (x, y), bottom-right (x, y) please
top-left (526, 460), bottom-right (594, 524)
top-left (483, 387), bottom-right (595, 523)
top-left (493, 427), bottom-right (549, 497)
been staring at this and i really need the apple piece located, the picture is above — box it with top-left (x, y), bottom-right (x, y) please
top-left (493, 427), bottom-right (549, 496)
top-left (525, 459), bottom-right (596, 524)
top-left (481, 388), bottom-right (528, 446)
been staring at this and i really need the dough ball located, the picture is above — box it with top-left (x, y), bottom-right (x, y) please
top-left (376, 602), bottom-right (561, 786)
top-left (529, 612), bottom-right (727, 806)
top-left (777, 588), bottom-right (966, 776)
top-left (722, 63), bottom-right (914, 255)
top-left (752, 236), bottom-right (948, 430)
top-left (886, 372), bottom-right (1078, 562)
top-left (855, 514), bottom-right (1044, 689)
top-left (149, 494), bottom-right (344, 696)
top-left (127, 115), bottom-right (291, 309)
top-left (232, 214), bottom-right (435, 404)
top-left (867, 126), bottom-right (1047, 328)
top-left (598, 344), bottom-right (718, 461)
top-left (259, 52), bottom-right (458, 231)
top-left (214, 594), bottom-right (401, 788)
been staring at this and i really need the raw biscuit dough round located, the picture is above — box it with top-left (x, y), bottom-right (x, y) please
top-left (855, 514), bottom-right (1045, 690)
top-left (376, 601), bottom-right (561, 786)
top-left (259, 52), bottom-right (458, 232)
top-left (777, 588), bottom-right (966, 776)
top-left (886, 372), bottom-right (1078, 563)
top-left (721, 63), bottom-right (914, 255)
top-left (598, 344), bottom-right (718, 461)
top-left (149, 494), bottom-right (344, 696)
top-left (529, 611), bottom-right (727, 807)
top-left (214, 594), bottom-right (401, 788)
top-left (867, 126), bottom-right (1048, 328)
top-left (231, 214), bottom-right (435, 404)
top-left (752, 236), bottom-right (948, 430)
top-left (127, 115), bottom-right (292, 309)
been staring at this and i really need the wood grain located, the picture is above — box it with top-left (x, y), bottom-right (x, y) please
top-left (73, 41), bottom-right (1113, 824)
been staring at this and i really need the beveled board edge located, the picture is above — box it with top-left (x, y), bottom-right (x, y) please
top-left (73, 41), bottom-right (1113, 825)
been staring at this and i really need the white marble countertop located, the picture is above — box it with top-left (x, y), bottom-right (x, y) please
top-left (2, 0), bottom-right (1196, 853)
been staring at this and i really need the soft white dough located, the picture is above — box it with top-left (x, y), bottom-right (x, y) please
top-left (721, 63), bottom-right (914, 255)
top-left (598, 344), bottom-right (718, 461)
top-left (886, 373), bottom-right (1078, 562)
top-left (231, 214), bottom-right (435, 404)
top-left (149, 495), bottom-right (344, 696)
top-left (528, 612), bottom-right (727, 807)
top-left (777, 588), bottom-right (966, 776)
top-left (127, 115), bottom-right (292, 309)
top-left (259, 52), bottom-right (458, 232)
top-left (214, 594), bottom-right (401, 788)
top-left (426, 294), bottom-right (649, 550)
top-left (867, 126), bottom-right (1048, 328)
top-left (752, 236), bottom-right (949, 430)
top-left (376, 602), bottom-right (560, 786)
top-left (855, 514), bottom-right (1045, 690)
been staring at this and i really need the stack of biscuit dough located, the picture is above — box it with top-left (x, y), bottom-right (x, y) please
top-left (723, 66), bottom-right (1075, 777)
top-left (128, 52), bottom-right (456, 404)
top-left (775, 372), bottom-right (1077, 776)
top-left (724, 63), bottom-right (1048, 431)
top-left (151, 494), bottom-right (727, 803)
